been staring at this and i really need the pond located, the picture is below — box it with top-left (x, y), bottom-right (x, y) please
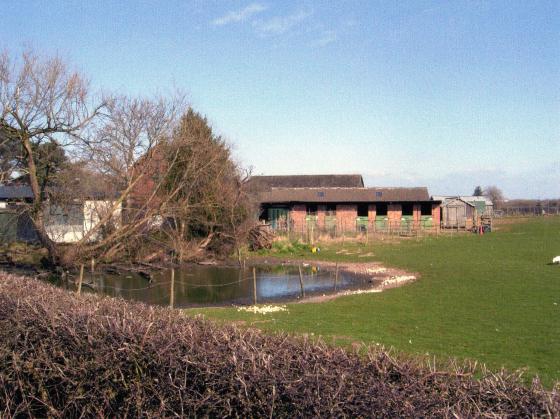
top-left (56, 264), bottom-right (381, 308)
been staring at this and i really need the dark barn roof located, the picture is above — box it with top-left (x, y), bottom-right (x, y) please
top-left (0, 185), bottom-right (34, 200)
top-left (257, 187), bottom-right (431, 204)
top-left (247, 175), bottom-right (364, 190)
top-left (0, 184), bottom-right (119, 201)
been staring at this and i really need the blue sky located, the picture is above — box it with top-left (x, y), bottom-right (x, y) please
top-left (2, 0), bottom-right (559, 198)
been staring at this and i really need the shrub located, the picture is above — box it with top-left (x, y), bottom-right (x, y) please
top-left (0, 272), bottom-right (558, 417)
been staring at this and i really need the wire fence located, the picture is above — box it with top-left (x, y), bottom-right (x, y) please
top-left (270, 219), bottom-right (448, 244)
top-left (497, 206), bottom-right (560, 217)
top-left (73, 264), bottom-right (333, 308)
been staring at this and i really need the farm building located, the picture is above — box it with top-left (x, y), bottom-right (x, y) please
top-left (0, 185), bottom-right (121, 244)
top-left (0, 185), bottom-right (37, 242)
top-left (437, 197), bottom-right (476, 229)
top-left (433, 195), bottom-right (494, 229)
top-left (248, 175), bottom-right (441, 233)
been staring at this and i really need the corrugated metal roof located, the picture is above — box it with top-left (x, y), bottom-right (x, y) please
top-left (434, 195), bottom-right (493, 207)
top-left (459, 196), bottom-right (494, 206)
top-left (247, 175), bottom-right (364, 190)
top-left (440, 197), bottom-right (476, 207)
top-left (0, 185), bottom-right (34, 200)
top-left (257, 187), bottom-right (431, 203)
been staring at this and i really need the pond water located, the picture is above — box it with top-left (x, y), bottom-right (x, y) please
top-left (57, 264), bottom-right (380, 308)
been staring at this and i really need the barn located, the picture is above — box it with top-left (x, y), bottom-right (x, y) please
top-left (248, 175), bottom-right (441, 233)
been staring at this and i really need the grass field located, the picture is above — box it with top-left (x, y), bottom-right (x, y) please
top-left (188, 217), bottom-right (560, 387)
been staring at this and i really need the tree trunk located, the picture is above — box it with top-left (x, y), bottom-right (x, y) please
top-left (22, 135), bottom-right (61, 266)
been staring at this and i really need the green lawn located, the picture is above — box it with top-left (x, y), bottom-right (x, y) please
top-left (188, 217), bottom-right (560, 386)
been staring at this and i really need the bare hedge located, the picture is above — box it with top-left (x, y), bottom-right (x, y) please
top-left (0, 272), bottom-right (558, 417)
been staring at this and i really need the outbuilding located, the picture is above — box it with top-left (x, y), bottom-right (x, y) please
top-left (437, 197), bottom-right (476, 229)
top-left (248, 175), bottom-right (441, 233)
top-left (0, 185), bottom-right (121, 243)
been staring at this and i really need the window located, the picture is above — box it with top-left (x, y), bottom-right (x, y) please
top-left (376, 203), bottom-right (388, 216)
top-left (357, 203), bottom-right (369, 217)
top-left (326, 204), bottom-right (336, 216)
top-left (421, 203), bottom-right (432, 215)
top-left (376, 191), bottom-right (383, 197)
top-left (402, 203), bottom-right (413, 216)
top-left (306, 204), bottom-right (318, 215)
top-left (317, 191), bottom-right (325, 198)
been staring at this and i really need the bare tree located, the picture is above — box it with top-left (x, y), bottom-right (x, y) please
top-left (88, 93), bottom-right (186, 191)
top-left (473, 186), bottom-right (483, 196)
top-left (0, 50), bottom-right (105, 265)
top-left (483, 185), bottom-right (504, 208)
top-left (1, 50), bottom-right (251, 268)
top-left (106, 108), bottom-right (254, 264)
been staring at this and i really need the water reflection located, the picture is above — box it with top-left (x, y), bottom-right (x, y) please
top-left (59, 264), bottom-right (378, 308)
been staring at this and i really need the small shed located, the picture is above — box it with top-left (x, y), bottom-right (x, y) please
top-left (459, 196), bottom-right (494, 216)
top-left (440, 197), bottom-right (476, 228)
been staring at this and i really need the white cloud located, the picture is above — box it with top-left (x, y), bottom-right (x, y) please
top-left (310, 30), bottom-right (337, 47)
top-left (212, 3), bottom-right (267, 26)
top-left (253, 9), bottom-right (312, 36)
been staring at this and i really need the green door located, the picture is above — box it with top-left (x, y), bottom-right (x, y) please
top-left (356, 216), bottom-right (369, 232)
top-left (267, 208), bottom-right (289, 229)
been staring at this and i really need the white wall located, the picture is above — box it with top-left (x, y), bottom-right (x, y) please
top-left (45, 200), bottom-right (122, 243)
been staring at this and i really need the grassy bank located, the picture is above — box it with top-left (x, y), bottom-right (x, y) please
top-left (190, 217), bottom-right (560, 387)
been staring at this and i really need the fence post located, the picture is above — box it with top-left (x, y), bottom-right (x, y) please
top-left (252, 267), bottom-right (257, 305)
top-left (169, 268), bottom-right (175, 309)
top-left (77, 264), bottom-right (84, 295)
top-left (334, 262), bottom-right (339, 291)
top-left (298, 264), bottom-right (305, 298)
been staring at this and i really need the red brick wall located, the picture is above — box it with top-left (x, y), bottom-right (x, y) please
top-left (336, 204), bottom-right (357, 230)
top-left (432, 203), bottom-right (441, 229)
top-left (413, 204), bottom-right (421, 221)
top-left (413, 204), bottom-right (421, 227)
top-left (388, 204), bottom-right (402, 222)
top-left (128, 148), bottom-right (167, 212)
top-left (286, 202), bottom-right (441, 233)
top-left (368, 204), bottom-right (376, 227)
top-left (290, 204), bottom-right (307, 232)
top-left (317, 205), bottom-right (326, 228)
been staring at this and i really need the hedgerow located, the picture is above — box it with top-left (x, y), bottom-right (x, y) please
top-left (0, 272), bottom-right (558, 417)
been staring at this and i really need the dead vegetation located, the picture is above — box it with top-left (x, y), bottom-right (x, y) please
top-left (0, 272), bottom-right (558, 417)
top-left (248, 224), bottom-right (275, 250)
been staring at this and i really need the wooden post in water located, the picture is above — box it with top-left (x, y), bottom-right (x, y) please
top-left (77, 264), bottom-right (84, 295)
top-left (252, 267), bottom-right (257, 305)
top-left (170, 268), bottom-right (175, 309)
top-left (334, 262), bottom-right (339, 291)
top-left (298, 264), bottom-right (305, 298)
